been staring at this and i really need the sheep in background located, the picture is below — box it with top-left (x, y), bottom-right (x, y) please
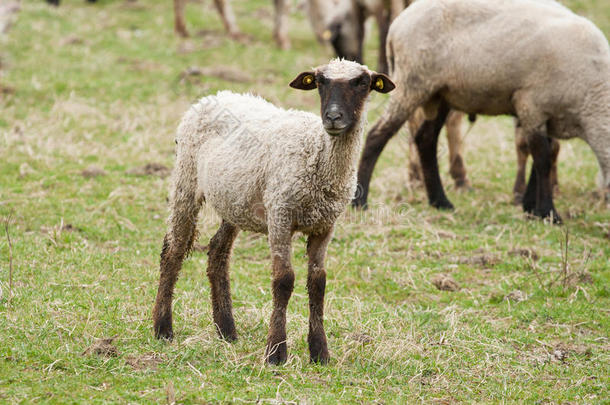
top-left (152, 59), bottom-right (395, 365)
top-left (354, 0), bottom-right (610, 223)
top-left (310, 0), bottom-right (471, 191)
top-left (173, 0), bottom-right (290, 49)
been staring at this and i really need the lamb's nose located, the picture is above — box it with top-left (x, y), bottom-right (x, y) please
top-left (325, 109), bottom-right (343, 122)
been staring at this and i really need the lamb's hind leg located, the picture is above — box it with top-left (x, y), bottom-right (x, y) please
top-left (265, 222), bottom-right (294, 365)
top-left (207, 220), bottom-right (239, 341)
top-left (306, 228), bottom-right (333, 364)
top-left (153, 184), bottom-right (202, 340)
top-left (415, 100), bottom-right (453, 209)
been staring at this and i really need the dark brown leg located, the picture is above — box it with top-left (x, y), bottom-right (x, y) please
top-left (375, 8), bottom-right (391, 75)
top-left (306, 229), bottom-right (333, 364)
top-left (446, 111), bottom-right (470, 190)
top-left (353, 108), bottom-right (410, 208)
top-left (513, 125), bottom-right (529, 205)
top-left (414, 101), bottom-right (453, 209)
top-left (273, 0), bottom-right (290, 49)
top-left (152, 198), bottom-right (201, 340)
top-left (524, 130), bottom-right (561, 223)
top-left (206, 220), bottom-right (240, 341)
top-left (265, 225), bottom-right (294, 365)
top-left (173, 0), bottom-right (189, 37)
top-left (550, 137), bottom-right (560, 194)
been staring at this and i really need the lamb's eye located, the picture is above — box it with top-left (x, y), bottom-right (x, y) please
top-left (350, 76), bottom-right (367, 87)
top-left (317, 75), bottom-right (329, 85)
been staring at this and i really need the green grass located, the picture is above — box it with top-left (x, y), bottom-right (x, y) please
top-left (1, 0), bottom-right (609, 403)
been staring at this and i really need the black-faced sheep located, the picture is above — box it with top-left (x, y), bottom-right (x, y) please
top-left (355, 0), bottom-right (610, 223)
top-left (173, 0), bottom-right (290, 49)
top-left (152, 59), bottom-right (395, 365)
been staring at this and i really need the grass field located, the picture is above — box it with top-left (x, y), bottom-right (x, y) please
top-left (1, 0), bottom-right (609, 403)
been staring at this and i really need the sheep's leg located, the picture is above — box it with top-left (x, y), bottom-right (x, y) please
top-left (265, 225), bottom-right (294, 365)
top-left (446, 111), bottom-right (470, 190)
top-left (375, 7), bottom-right (391, 75)
top-left (273, 0), bottom-right (290, 50)
top-left (550, 138), bottom-right (560, 195)
top-left (306, 228), bottom-right (333, 364)
top-left (407, 132), bottom-right (424, 187)
top-left (513, 126), bottom-right (529, 205)
top-left (213, 0), bottom-right (241, 39)
top-left (524, 131), bottom-right (562, 223)
top-left (206, 220), bottom-right (240, 341)
top-left (522, 163), bottom-right (537, 213)
top-left (173, 0), bottom-right (189, 37)
top-left (353, 107), bottom-right (411, 208)
top-left (152, 191), bottom-right (202, 340)
top-left (414, 101), bottom-right (453, 210)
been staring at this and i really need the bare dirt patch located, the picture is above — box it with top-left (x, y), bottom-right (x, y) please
top-left (82, 336), bottom-right (119, 357)
top-left (457, 253), bottom-right (500, 267)
top-left (508, 248), bottom-right (540, 261)
top-left (180, 66), bottom-right (253, 84)
top-left (126, 163), bottom-right (170, 178)
top-left (431, 274), bottom-right (460, 291)
top-left (125, 352), bottom-right (165, 371)
top-left (81, 165), bottom-right (107, 178)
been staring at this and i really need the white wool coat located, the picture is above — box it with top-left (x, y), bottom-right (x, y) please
top-left (173, 91), bottom-right (365, 235)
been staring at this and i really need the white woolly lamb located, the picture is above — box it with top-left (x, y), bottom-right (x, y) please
top-left (152, 59), bottom-right (395, 365)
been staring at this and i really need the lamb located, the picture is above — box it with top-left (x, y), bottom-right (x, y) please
top-left (173, 0), bottom-right (290, 49)
top-left (151, 59), bottom-right (395, 365)
top-left (354, 0), bottom-right (610, 223)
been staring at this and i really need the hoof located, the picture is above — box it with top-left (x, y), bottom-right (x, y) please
top-left (175, 28), bottom-right (189, 38)
top-left (265, 341), bottom-right (287, 365)
top-left (522, 199), bottom-right (536, 214)
top-left (431, 199), bottom-right (454, 210)
top-left (308, 334), bottom-right (329, 365)
top-left (214, 314), bottom-right (237, 342)
top-left (538, 209), bottom-right (562, 224)
top-left (351, 197), bottom-right (368, 210)
top-left (513, 193), bottom-right (524, 206)
top-left (154, 318), bottom-right (174, 341)
top-left (454, 179), bottom-right (472, 192)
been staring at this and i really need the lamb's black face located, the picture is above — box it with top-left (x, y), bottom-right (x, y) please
top-left (317, 72), bottom-right (371, 136)
top-left (289, 62), bottom-right (396, 137)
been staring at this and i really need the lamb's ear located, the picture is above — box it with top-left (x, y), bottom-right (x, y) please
top-left (290, 72), bottom-right (317, 91)
top-left (370, 73), bottom-right (395, 93)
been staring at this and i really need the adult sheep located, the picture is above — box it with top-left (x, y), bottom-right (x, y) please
top-left (152, 59), bottom-right (395, 365)
top-left (354, 0), bottom-right (610, 223)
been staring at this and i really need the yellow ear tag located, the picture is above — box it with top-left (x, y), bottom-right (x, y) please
top-left (303, 75), bottom-right (314, 85)
top-left (375, 77), bottom-right (384, 90)
top-left (322, 29), bottom-right (332, 41)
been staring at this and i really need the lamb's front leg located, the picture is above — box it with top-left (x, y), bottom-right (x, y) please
top-left (306, 228), bottom-right (333, 364)
top-left (265, 224), bottom-right (294, 365)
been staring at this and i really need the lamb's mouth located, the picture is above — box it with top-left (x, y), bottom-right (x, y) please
top-left (324, 125), bottom-right (348, 136)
